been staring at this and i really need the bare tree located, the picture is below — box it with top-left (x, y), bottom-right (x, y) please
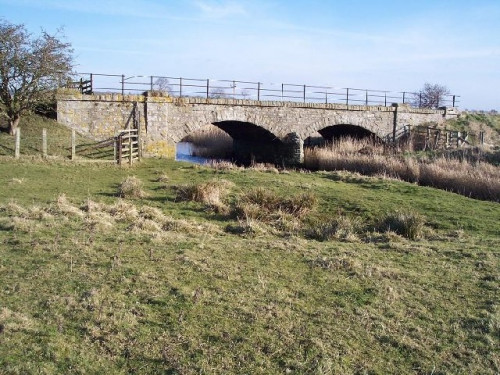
top-left (413, 83), bottom-right (450, 109)
top-left (153, 77), bottom-right (172, 94)
top-left (209, 87), bottom-right (226, 99)
top-left (0, 20), bottom-right (73, 135)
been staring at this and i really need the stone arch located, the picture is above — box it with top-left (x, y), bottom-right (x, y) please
top-left (305, 117), bottom-right (385, 140)
top-left (212, 120), bottom-right (281, 143)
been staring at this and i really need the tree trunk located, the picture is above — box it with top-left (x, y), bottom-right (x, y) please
top-left (8, 116), bottom-right (20, 135)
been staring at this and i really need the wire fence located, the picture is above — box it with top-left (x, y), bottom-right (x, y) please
top-left (2, 128), bottom-right (116, 161)
top-left (69, 73), bottom-right (460, 108)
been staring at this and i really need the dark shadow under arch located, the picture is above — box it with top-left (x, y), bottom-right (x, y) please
top-left (212, 120), bottom-right (286, 165)
top-left (318, 124), bottom-right (380, 142)
top-left (212, 121), bottom-right (280, 143)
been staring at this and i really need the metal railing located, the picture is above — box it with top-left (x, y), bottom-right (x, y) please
top-left (68, 73), bottom-right (460, 108)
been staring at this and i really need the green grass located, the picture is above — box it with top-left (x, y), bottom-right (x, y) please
top-left (0, 157), bottom-right (498, 374)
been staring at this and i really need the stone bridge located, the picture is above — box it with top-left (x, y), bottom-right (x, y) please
top-left (56, 92), bottom-right (459, 165)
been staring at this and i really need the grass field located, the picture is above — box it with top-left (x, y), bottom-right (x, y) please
top-left (0, 156), bottom-right (499, 374)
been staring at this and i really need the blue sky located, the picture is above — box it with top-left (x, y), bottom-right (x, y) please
top-left (1, 0), bottom-right (499, 110)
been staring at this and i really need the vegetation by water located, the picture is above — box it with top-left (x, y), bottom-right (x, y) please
top-left (0, 156), bottom-right (499, 374)
top-left (304, 137), bottom-right (500, 202)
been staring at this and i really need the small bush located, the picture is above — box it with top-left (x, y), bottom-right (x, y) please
top-left (118, 176), bottom-right (147, 199)
top-left (379, 210), bottom-right (426, 240)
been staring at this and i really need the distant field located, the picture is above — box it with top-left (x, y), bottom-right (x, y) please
top-left (0, 157), bottom-right (498, 374)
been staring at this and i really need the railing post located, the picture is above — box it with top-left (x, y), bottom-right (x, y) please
top-left (206, 79), bottom-right (210, 98)
top-left (419, 93), bottom-right (422, 108)
top-left (257, 82), bottom-right (261, 101)
top-left (42, 128), bottom-right (47, 158)
top-left (365, 90), bottom-right (368, 105)
top-left (150, 76), bottom-right (154, 91)
top-left (384, 92), bottom-right (387, 106)
top-left (15, 128), bottom-right (20, 159)
top-left (121, 74), bottom-right (125, 95)
top-left (452, 95), bottom-right (456, 107)
top-left (90, 73), bottom-right (93, 93)
top-left (281, 84), bottom-right (284, 100)
top-left (303, 85), bottom-right (306, 103)
top-left (402, 92), bottom-right (406, 104)
top-left (325, 90), bottom-right (328, 104)
top-left (346, 88), bottom-right (349, 106)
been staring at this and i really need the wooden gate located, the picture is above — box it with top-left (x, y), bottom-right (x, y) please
top-left (115, 103), bottom-right (142, 165)
top-left (115, 129), bottom-right (140, 165)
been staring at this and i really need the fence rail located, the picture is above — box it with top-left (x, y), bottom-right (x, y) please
top-left (385, 125), bottom-right (485, 150)
top-left (68, 73), bottom-right (460, 108)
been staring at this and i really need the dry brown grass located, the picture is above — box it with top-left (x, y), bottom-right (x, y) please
top-left (306, 215), bottom-right (362, 242)
top-left (175, 179), bottom-right (234, 212)
top-left (118, 176), bottom-right (147, 199)
top-left (304, 138), bottom-right (500, 201)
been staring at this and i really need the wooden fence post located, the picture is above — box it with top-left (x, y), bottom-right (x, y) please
top-left (42, 128), bottom-right (47, 158)
top-left (117, 135), bottom-right (122, 165)
top-left (71, 130), bottom-right (76, 160)
top-left (15, 128), bottom-right (20, 159)
top-left (137, 111), bottom-right (142, 160)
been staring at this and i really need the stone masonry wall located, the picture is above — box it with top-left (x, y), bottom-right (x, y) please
top-left (57, 93), bottom-right (449, 159)
top-left (57, 91), bottom-right (146, 140)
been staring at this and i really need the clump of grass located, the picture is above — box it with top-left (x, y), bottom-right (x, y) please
top-left (106, 200), bottom-right (139, 222)
top-left (55, 194), bottom-right (85, 218)
top-left (235, 188), bottom-right (317, 219)
top-left (249, 162), bottom-right (279, 174)
top-left (307, 215), bottom-right (361, 241)
top-left (155, 173), bottom-right (169, 183)
top-left (118, 176), bottom-right (147, 199)
top-left (379, 210), bottom-right (426, 240)
top-left (225, 218), bottom-right (264, 236)
top-left (207, 160), bottom-right (240, 171)
top-left (230, 188), bottom-right (317, 236)
top-left (176, 179), bottom-right (233, 212)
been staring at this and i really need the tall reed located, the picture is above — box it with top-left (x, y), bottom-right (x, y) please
top-left (183, 126), bottom-right (233, 158)
top-left (304, 137), bottom-right (500, 202)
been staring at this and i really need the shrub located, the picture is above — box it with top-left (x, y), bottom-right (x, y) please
top-left (118, 176), bottom-right (146, 199)
top-left (379, 210), bottom-right (426, 240)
